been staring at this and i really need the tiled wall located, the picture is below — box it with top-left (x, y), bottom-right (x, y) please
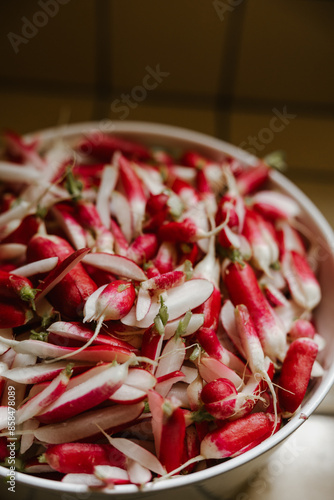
top-left (0, 1), bottom-right (333, 201)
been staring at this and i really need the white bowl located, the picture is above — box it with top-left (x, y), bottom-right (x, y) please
top-left (1, 121), bottom-right (334, 500)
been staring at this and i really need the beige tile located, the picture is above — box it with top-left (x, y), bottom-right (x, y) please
top-left (110, 0), bottom-right (228, 97)
top-left (0, 91), bottom-right (95, 136)
top-left (235, 0), bottom-right (334, 104)
top-left (228, 110), bottom-right (334, 172)
top-left (1, 1), bottom-right (96, 87)
top-left (108, 101), bottom-right (218, 137)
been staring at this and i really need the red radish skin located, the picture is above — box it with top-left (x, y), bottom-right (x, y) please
top-left (118, 154), bottom-right (147, 237)
top-left (199, 357), bottom-right (243, 390)
top-left (181, 150), bottom-right (209, 169)
top-left (110, 218), bottom-right (129, 256)
top-left (178, 242), bottom-right (199, 266)
top-left (145, 263), bottom-right (161, 279)
top-left (262, 282), bottom-right (289, 308)
top-left (251, 190), bottom-right (300, 221)
top-left (0, 299), bottom-right (33, 328)
top-left (242, 208), bottom-right (279, 274)
top-left (159, 406), bottom-right (186, 473)
top-left (229, 357), bottom-right (275, 420)
top-left (78, 133), bottom-right (150, 162)
top-left (0, 436), bottom-right (9, 461)
top-left (74, 201), bottom-right (114, 253)
top-left (155, 371), bottom-right (185, 398)
top-left (141, 327), bottom-right (164, 373)
top-left (143, 210), bottom-right (169, 234)
top-left (2, 361), bottom-right (90, 384)
top-left (78, 280), bottom-right (137, 358)
top-left (27, 234), bottom-right (97, 319)
top-left (196, 327), bottom-right (248, 375)
top-left (158, 215), bottom-right (230, 244)
top-left (201, 412), bottom-right (278, 459)
top-left (171, 177), bottom-right (199, 207)
top-left (47, 321), bottom-right (138, 352)
top-left (1, 214), bottom-right (42, 245)
top-left (82, 263), bottom-right (116, 286)
top-left (84, 281), bottom-right (136, 323)
top-left (153, 242), bottom-right (177, 274)
top-left (158, 219), bottom-right (199, 243)
top-left (35, 247), bottom-right (91, 302)
top-left (192, 234), bottom-right (221, 329)
top-left (72, 163), bottom-right (105, 188)
top-left (146, 193), bottom-right (169, 216)
top-left (127, 233), bottom-right (159, 266)
top-left (193, 287), bottom-right (221, 331)
top-left (15, 366), bottom-right (72, 425)
top-left (278, 337), bottom-right (318, 414)
top-left (4, 130), bottom-right (45, 169)
top-left (48, 279), bottom-right (137, 363)
top-left (281, 250), bottom-right (321, 310)
top-left (276, 221), bottom-right (306, 255)
top-left (52, 203), bottom-right (88, 250)
top-left (201, 378), bottom-right (238, 420)
top-left (234, 304), bottom-right (279, 428)
top-left (141, 270), bottom-right (185, 292)
top-left (288, 319), bottom-right (316, 340)
top-left (223, 261), bottom-right (286, 363)
top-left (36, 362), bottom-right (130, 424)
top-left (182, 425), bottom-right (201, 473)
top-left (44, 443), bottom-right (126, 474)
top-left (1, 338), bottom-right (135, 364)
top-left (236, 162), bottom-right (270, 196)
top-left (231, 413), bottom-right (282, 457)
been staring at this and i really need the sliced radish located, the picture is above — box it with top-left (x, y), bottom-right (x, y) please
top-left (127, 459), bottom-right (152, 485)
top-left (82, 252), bottom-right (147, 281)
top-left (104, 436), bottom-right (165, 476)
top-left (199, 357), bottom-right (244, 389)
top-left (2, 361), bottom-right (90, 384)
top-left (155, 371), bottom-right (185, 398)
top-left (164, 313), bottom-right (204, 340)
top-left (62, 473), bottom-right (106, 487)
top-left (94, 465), bottom-right (130, 485)
top-left (15, 366), bottom-right (72, 425)
top-left (121, 279), bottom-right (214, 328)
top-left (35, 247), bottom-right (91, 302)
top-left (11, 257), bottom-right (58, 277)
top-left (34, 402), bottom-right (144, 444)
top-left (36, 361), bottom-right (130, 424)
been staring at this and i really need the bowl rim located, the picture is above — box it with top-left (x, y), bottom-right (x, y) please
top-left (1, 120), bottom-right (334, 495)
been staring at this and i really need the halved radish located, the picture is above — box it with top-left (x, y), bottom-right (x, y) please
top-left (82, 252), bottom-right (147, 281)
top-left (34, 402), bottom-right (144, 444)
top-left (121, 279), bottom-right (214, 328)
top-left (36, 362), bottom-right (130, 424)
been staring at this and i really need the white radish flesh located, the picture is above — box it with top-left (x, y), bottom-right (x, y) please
top-left (11, 257), bottom-right (58, 277)
top-left (121, 279), bottom-right (214, 328)
top-left (82, 252), bottom-right (147, 281)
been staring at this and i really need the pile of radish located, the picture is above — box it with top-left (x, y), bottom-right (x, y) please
top-left (0, 128), bottom-right (324, 489)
